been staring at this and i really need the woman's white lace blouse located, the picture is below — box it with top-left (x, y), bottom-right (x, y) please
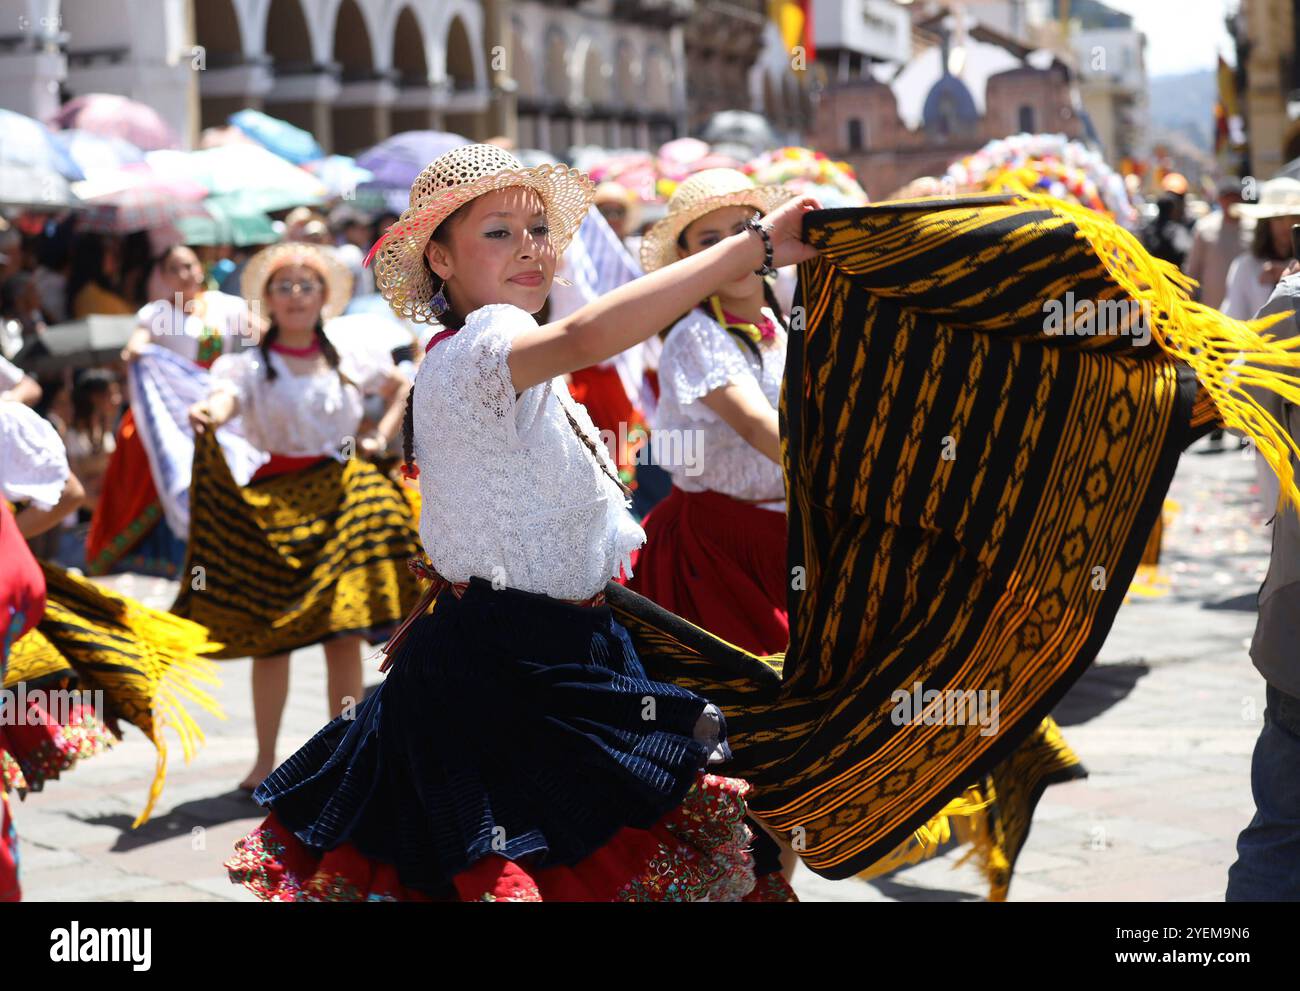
top-left (654, 308), bottom-right (786, 508)
top-left (0, 402), bottom-right (69, 510)
top-left (412, 303), bottom-right (645, 601)
top-left (208, 322), bottom-right (394, 459)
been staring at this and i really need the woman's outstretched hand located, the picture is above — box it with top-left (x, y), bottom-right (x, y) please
top-left (763, 194), bottom-right (823, 269)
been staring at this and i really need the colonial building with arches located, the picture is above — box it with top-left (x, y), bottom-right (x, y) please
top-left (0, 0), bottom-right (807, 156)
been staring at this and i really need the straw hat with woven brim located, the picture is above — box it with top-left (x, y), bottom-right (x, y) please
top-left (370, 144), bottom-right (595, 324)
top-left (640, 168), bottom-right (793, 273)
top-left (241, 242), bottom-right (354, 321)
top-left (1233, 177), bottom-right (1300, 219)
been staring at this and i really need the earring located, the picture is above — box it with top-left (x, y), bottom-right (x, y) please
top-left (431, 284), bottom-right (449, 318)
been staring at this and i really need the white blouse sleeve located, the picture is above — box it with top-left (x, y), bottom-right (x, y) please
top-left (0, 403), bottom-right (70, 510)
top-left (661, 311), bottom-right (759, 418)
top-left (208, 352), bottom-right (253, 406)
top-left (431, 304), bottom-right (551, 447)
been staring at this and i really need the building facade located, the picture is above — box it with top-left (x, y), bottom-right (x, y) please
top-left (810, 4), bottom-right (1085, 199)
top-left (1232, 0), bottom-right (1300, 177)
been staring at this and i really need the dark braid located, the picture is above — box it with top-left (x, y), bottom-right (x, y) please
top-left (562, 401), bottom-right (633, 500)
top-left (260, 322), bottom-right (280, 381)
top-left (401, 387), bottom-right (416, 468)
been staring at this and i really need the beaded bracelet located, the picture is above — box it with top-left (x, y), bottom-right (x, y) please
top-left (743, 216), bottom-right (776, 277)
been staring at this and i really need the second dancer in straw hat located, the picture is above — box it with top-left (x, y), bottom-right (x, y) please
top-left (223, 143), bottom-right (820, 901)
top-left (629, 168), bottom-right (794, 656)
top-left (177, 242), bottom-right (421, 793)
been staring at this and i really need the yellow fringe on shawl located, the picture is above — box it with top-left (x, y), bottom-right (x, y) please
top-left (9, 565), bottom-right (227, 827)
top-left (1015, 189), bottom-right (1300, 514)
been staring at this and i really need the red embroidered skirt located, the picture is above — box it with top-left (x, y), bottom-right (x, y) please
top-left (628, 487), bottom-right (789, 655)
top-left (226, 773), bottom-right (795, 902)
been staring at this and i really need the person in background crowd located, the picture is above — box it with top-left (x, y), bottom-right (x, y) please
top-left (65, 369), bottom-right (121, 514)
top-left (3, 273), bottom-right (50, 364)
top-left (86, 245), bottom-right (250, 577)
top-left (1185, 177), bottom-right (1246, 310)
top-left (1222, 178), bottom-right (1300, 323)
top-left (630, 168), bottom-right (793, 657)
top-left (373, 211), bottom-right (400, 243)
top-left (67, 233), bottom-right (134, 319)
top-left (1143, 192), bottom-right (1193, 268)
top-left (117, 231), bottom-right (154, 308)
top-left (1227, 264), bottom-right (1300, 901)
top-left (181, 241), bottom-right (418, 794)
top-left (31, 221), bottom-right (72, 324)
top-left (0, 227), bottom-right (21, 284)
top-left (329, 204), bottom-right (375, 296)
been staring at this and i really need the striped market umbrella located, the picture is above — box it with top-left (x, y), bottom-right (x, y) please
top-left (73, 165), bottom-right (210, 233)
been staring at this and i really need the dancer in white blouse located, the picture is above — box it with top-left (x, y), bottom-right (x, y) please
top-left (223, 144), bottom-right (819, 902)
top-left (180, 242), bottom-right (421, 794)
top-left (628, 169), bottom-right (793, 657)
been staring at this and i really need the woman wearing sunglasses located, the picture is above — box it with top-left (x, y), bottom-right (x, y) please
top-left (180, 242), bottom-right (422, 794)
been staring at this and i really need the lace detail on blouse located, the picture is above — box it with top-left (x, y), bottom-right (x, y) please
top-left (654, 308), bottom-right (786, 506)
top-left (0, 402), bottom-right (70, 510)
top-left (208, 319), bottom-right (394, 458)
top-left (412, 303), bottom-right (644, 600)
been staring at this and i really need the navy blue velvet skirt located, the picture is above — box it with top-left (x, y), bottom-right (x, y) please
top-left (251, 576), bottom-right (730, 897)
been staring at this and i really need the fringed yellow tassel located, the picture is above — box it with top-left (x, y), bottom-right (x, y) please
top-left (854, 785), bottom-right (996, 881)
top-left (131, 652), bottom-right (226, 829)
top-left (950, 789), bottom-right (1012, 902)
top-left (1021, 190), bottom-right (1300, 514)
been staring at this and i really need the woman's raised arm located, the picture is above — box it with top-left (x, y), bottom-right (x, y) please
top-left (506, 195), bottom-right (820, 393)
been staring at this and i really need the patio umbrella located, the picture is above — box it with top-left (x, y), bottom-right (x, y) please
top-left (355, 130), bottom-right (469, 191)
top-left (0, 163), bottom-right (79, 210)
top-left (176, 197), bottom-right (277, 247)
top-left (0, 108), bottom-right (83, 179)
top-left (50, 94), bottom-right (180, 151)
top-left (50, 129), bottom-right (144, 177)
top-left (146, 145), bottom-right (327, 212)
top-left (229, 109), bottom-right (323, 165)
top-left (305, 155), bottom-right (374, 199)
top-left (74, 166), bottom-right (211, 233)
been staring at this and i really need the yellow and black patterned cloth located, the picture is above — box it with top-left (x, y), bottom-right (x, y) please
top-left (611, 194), bottom-right (1300, 898)
top-left (5, 563), bottom-right (224, 826)
top-left (172, 429), bottom-right (423, 659)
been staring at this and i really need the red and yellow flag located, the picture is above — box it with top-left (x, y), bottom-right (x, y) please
top-left (770, 0), bottom-right (815, 62)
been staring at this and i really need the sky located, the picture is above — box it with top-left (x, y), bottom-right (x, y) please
top-left (1098, 0), bottom-right (1236, 76)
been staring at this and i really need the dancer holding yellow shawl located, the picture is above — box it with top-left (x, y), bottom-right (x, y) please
top-left (177, 242), bottom-right (421, 794)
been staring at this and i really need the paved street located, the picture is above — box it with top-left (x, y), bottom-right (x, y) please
top-left (12, 436), bottom-right (1273, 902)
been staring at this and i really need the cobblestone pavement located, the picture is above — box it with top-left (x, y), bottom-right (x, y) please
top-left (11, 437), bottom-right (1272, 901)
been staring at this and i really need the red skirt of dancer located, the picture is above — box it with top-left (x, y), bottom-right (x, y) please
top-left (85, 409), bottom-right (164, 574)
top-left (227, 773), bottom-right (793, 902)
top-left (628, 487), bottom-right (789, 655)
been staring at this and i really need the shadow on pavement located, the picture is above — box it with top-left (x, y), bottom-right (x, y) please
top-left (86, 790), bottom-right (265, 852)
top-left (1053, 660), bottom-right (1150, 727)
top-left (1202, 593), bottom-right (1258, 612)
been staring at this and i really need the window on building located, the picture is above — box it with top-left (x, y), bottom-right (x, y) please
top-left (847, 117), bottom-right (864, 151)
top-left (1018, 104), bottom-right (1036, 133)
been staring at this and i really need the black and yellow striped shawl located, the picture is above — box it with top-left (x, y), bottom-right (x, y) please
top-left (612, 193), bottom-right (1300, 898)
